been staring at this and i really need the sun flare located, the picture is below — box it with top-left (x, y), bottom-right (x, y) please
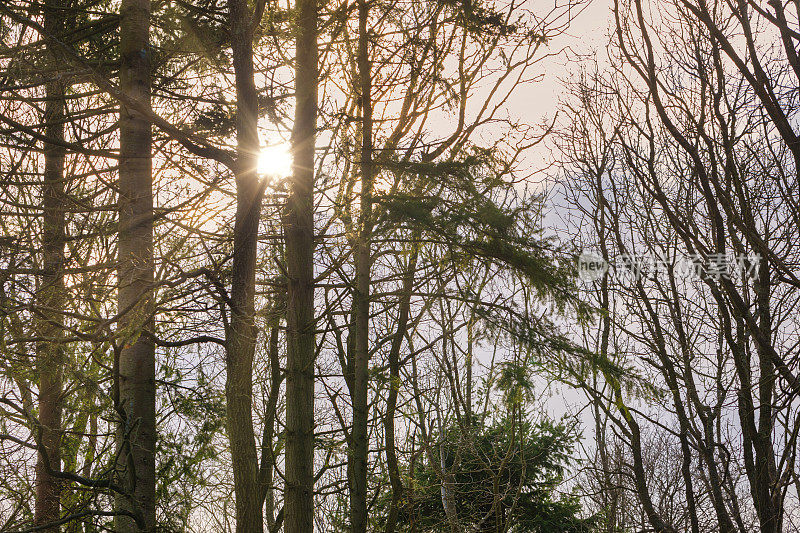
top-left (257, 143), bottom-right (293, 178)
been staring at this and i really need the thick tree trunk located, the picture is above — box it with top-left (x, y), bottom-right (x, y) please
top-left (115, 0), bottom-right (155, 529)
top-left (225, 0), bottom-right (264, 531)
top-left (349, 1), bottom-right (372, 530)
top-left (284, 0), bottom-right (317, 528)
top-left (35, 1), bottom-right (67, 529)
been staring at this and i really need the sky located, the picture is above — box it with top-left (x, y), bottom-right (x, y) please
top-left (509, 0), bottom-right (615, 432)
top-left (512, 0), bottom-right (613, 172)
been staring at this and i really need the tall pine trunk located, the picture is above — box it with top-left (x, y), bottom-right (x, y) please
top-left (349, 1), bottom-right (372, 529)
top-left (115, 0), bottom-right (155, 529)
top-left (284, 0), bottom-right (317, 528)
top-left (35, 0), bottom-right (67, 529)
top-left (226, 0), bottom-right (264, 530)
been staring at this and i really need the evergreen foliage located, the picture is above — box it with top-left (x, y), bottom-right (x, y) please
top-left (400, 414), bottom-right (595, 532)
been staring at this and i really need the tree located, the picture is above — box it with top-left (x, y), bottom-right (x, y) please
top-left (402, 414), bottom-right (593, 533)
top-left (34, 0), bottom-right (68, 530)
top-left (555, 0), bottom-right (800, 528)
top-left (115, 0), bottom-right (155, 528)
top-left (347, 0), bottom-right (374, 530)
top-left (284, 0), bottom-right (318, 530)
top-left (225, 0), bottom-right (265, 529)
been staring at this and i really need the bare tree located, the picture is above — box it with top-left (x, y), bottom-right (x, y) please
top-left (557, 0), bottom-right (800, 527)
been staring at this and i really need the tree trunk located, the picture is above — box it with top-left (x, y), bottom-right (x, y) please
top-left (284, 0), bottom-right (317, 528)
top-left (225, 0), bottom-right (264, 530)
top-left (115, 0), bottom-right (155, 529)
top-left (752, 258), bottom-right (781, 532)
top-left (35, 1), bottom-right (67, 529)
top-left (384, 243), bottom-right (417, 533)
top-left (260, 320), bottom-right (283, 530)
top-left (349, 1), bottom-right (373, 530)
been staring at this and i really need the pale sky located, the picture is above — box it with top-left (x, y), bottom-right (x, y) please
top-left (520, 0), bottom-right (612, 121)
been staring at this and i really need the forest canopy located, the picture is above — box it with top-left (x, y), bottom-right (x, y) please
top-left (1, 0), bottom-right (800, 531)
